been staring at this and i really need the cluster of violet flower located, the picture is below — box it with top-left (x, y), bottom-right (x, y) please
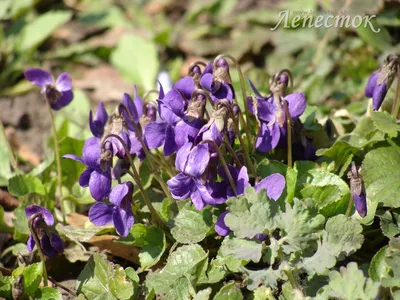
top-left (22, 53), bottom-right (394, 253)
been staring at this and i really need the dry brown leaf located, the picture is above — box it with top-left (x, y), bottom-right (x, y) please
top-left (0, 189), bottom-right (19, 209)
top-left (74, 65), bottom-right (133, 103)
top-left (89, 235), bottom-right (140, 264)
top-left (67, 213), bottom-right (89, 227)
top-left (5, 127), bottom-right (41, 166)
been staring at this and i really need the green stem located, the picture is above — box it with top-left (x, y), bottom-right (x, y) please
top-left (118, 103), bottom-right (174, 202)
top-left (0, 120), bottom-right (19, 172)
top-left (345, 195), bottom-right (354, 217)
top-left (223, 135), bottom-right (242, 168)
top-left (391, 68), bottom-right (400, 118)
top-left (282, 265), bottom-right (305, 300)
top-left (214, 54), bottom-right (253, 150)
top-left (44, 99), bottom-right (65, 222)
top-left (218, 101), bottom-right (257, 177)
top-left (200, 139), bottom-right (237, 195)
top-left (28, 213), bottom-right (48, 287)
top-left (103, 134), bottom-right (165, 226)
top-left (143, 89), bottom-right (160, 102)
top-left (282, 99), bottom-right (293, 168)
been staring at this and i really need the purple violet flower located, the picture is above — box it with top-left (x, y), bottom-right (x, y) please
top-left (348, 163), bottom-right (367, 217)
top-left (248, 79), bottom-right (306, 153)
top-left (195, 104), bottom-right (229, 147)
top-left (25, 205), bottom-right (64, 257)
top-left (167, 142), bottom-right (221, 210)
top-left (89, 182), bottom-right (135, 237)
top-left (144, 89), bottom-right (203, 156)
top-left (174, 65), bottom-right (202, 100)
top-left (215, 166), bottom-right (286, 237)
top-left (200, 59), bottom-right (234, 103)
top-left (24, 68), bottom-right (73, 110)
top-left (89, 102), bottom-right (108, 138)
top-left (63, 137), bottom-right (112, 201)
top-left (365, 56), bottom-right (398, 111)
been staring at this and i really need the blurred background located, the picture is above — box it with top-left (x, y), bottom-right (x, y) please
top-left (0, 0), bottom-right (399, 177)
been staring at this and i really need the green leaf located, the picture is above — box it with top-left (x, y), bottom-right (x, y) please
top-left (214, 281), bottom-right (243, 300)
top-left (0, 276), bottom-right (12, 299)
top-left (0, 206), bottom-right (12, 233)
top-left (242, 267), bottom-right (280, 291)
top-left (194, 288), bottom-right (212, 300)
top-left (8, 174), bottom-right (46, 196)
top-left (12, 206), bottom-right (30, 235)
top-left (220, 236), bottom-right (262, 263)
top-left (34, 287), bottom-right (63, 300)
top-left (76, 253), bottom-right (135, 300)
top-left (125, 267), bottom-right (139, 298)
top-left (369, 245), bottom-right (390, 282)
top-left (381, 237), bottom-right (400, 287)
top-left (111, 35), bottom-right (159, 91)
top-left (371, 111), bottom-right (400, 138)
top-left (317, 262), bottom-right (379, 299)
top-left (295, 163), bottom-right (349, 196)
top-left (118, 224), bottom-right (167, 269)
top-left (362, 141), bottom-right (400, 208)
top-left (146, 244), bottom-right (208, 299)
top-left (225, 187), bottom-right (280, 238)
top-left (56, 223), bottom-right (113, 243)
top-left (316, 140), bottom-right (358, 176)
top-left (0, 0), bottom-right (11, 19)
top-left (23, 262), bottom-right (43, 296)
top-left (356, 20), bottom-right (392, 51)
top-left (59, 137), bottom-right (85, 189)
top-left (0, 121), bottom-right (13, 186)
top-left (378, 210), bottom-right (400, 238)
top-left (171, 204), bottom-right (214, 244)
top-left (300, 185), bottom-right (342, 210)
top-left (139, 227), bottom-right (166, 269)
top-left (277, 198), bottom-right (325, 255)
top-left (302, 215), bottom-right (364, 275)
top-left (17, 10), bottom-right (73, 52)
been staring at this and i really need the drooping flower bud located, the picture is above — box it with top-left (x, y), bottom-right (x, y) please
top-left (347, 162), bottom-right (367, 217)
top-left (25, 205), bottom-right (64, 257)
top-left (365, 55), bottom-right (399, 111)
top-left (187, 92), bottom-right (206, 121)
top-left (12, 275), bottom-right (25, 300)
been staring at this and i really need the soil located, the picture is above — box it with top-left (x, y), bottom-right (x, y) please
top-left (0, 92), bottom-right (51, 161)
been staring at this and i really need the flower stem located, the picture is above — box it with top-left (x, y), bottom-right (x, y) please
top-left (282, 264), bottom-right (305, 300)
top-left (217, 100), bottom-right (257, 177)
top-left (0, 120), bottom-right (19, 172)
top-left (214, 54), bottom-right (253, 150)
top-left (44, 100), bottom-right (65, 222)
top-left (200, 139), bottom-right (237, 195)
top-left (345, 195), bottom-right (354, 217)
top-left (282, 99), bottom-right (293, 168)
top-left (118, 103), bottom-right (174, 202)
top-left (391, 68), bottom-right (400, 118)
top-left (223, 135), bottom-right (242, 168)
top-left (103, 134), bottom-right (165, 226)
top-left (28, 213), bottom-right (48, 287)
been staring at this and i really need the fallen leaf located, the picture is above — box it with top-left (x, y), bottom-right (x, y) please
top-left (89, 235), bottom-right (140, 264)
top-left (67, 213), bottom-right (89, 227)
top-left (5, 127), bottom-right (41, 166)
top-left (0, 189), bottom-right (19, 209)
